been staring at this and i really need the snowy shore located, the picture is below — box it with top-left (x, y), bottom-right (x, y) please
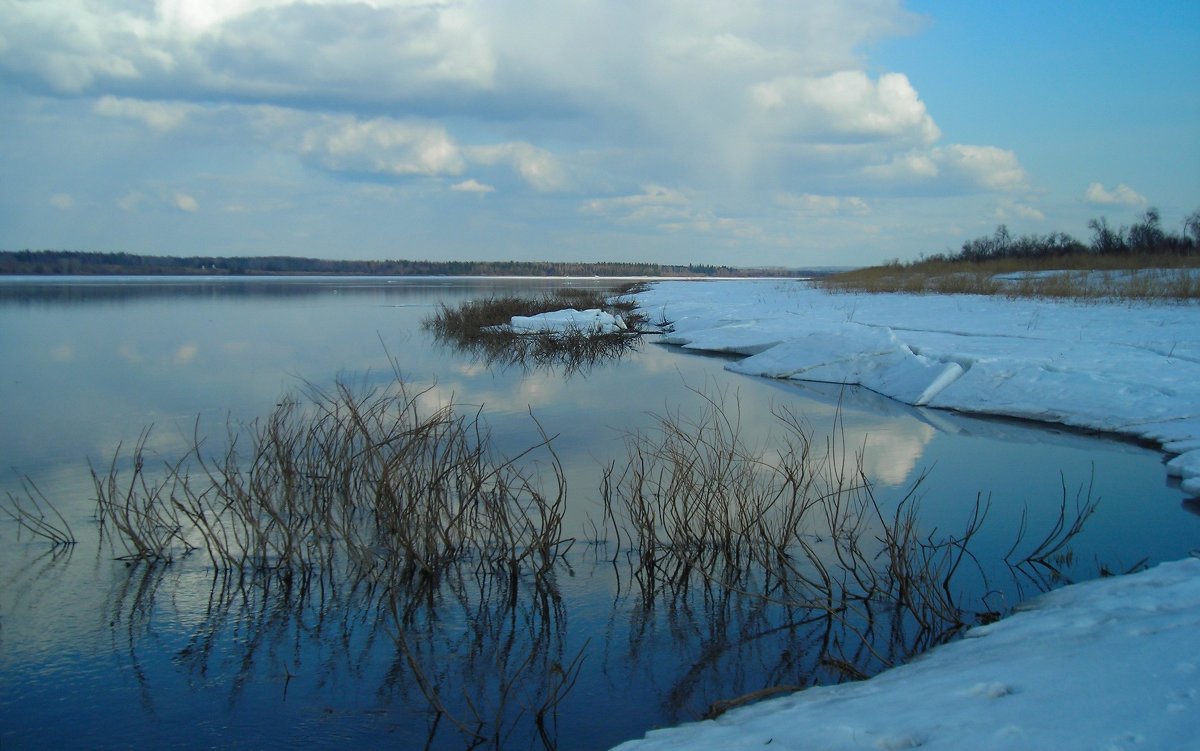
top-left (613, 279), bottom-right (1200, 751)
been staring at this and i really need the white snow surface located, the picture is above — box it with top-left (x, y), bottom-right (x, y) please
top-left (506, 308), bottom-right (628, 334)
top-left (614, 557), bottom-right (1200, 751)
top-left (612, 279), bottom-right (1200, 751)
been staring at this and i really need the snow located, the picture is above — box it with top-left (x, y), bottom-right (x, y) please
top-left (505, 307), bottom-right (628, 334)
top-left (611, 279), bottom-right (1200, 751)
top-left (631, 279), bottom-right (1200, 495)
top-left (613, 557), bottom-right (1200, 751)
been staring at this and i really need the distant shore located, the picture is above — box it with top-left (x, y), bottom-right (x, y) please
top-left (0, 250), bottom-right (833, 279)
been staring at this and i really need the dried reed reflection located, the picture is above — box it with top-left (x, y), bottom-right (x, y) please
top-left (14, 369), bottom-right (1102, 747)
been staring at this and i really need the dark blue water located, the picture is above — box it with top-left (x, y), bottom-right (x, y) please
top-left (1, 277), bottom-right (1194, 749)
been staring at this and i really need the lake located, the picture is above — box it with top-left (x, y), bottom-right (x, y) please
top-left (1, 276), bottom-right (1195, 750)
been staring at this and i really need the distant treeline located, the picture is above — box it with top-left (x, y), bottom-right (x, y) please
top-left (0, 251), bottom-right (807, 278)
top-left (941, 207), bottom-right (1200, 263)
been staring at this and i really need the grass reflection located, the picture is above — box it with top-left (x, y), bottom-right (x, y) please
top-left (11, 373), bottom-right (1102, 748)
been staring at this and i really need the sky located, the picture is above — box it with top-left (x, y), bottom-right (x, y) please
top-left (1, 1), bottom-right (1197, 267)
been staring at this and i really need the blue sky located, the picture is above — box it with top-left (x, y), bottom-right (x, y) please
top-left (1, 0), bottom-right (1197, 267)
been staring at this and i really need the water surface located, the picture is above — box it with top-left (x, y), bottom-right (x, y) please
top-left (1, 277), bottom-right (1194, 749)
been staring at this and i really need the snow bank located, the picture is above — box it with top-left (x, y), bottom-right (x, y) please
top-left (634, 279), bottom-right (1200, 495)
top-left (611, 279), bottom-right (1200, 750)
top-left (613, 557), bottom-right (1200, 751)
top-left (506, 308), bottom-right (628, 335)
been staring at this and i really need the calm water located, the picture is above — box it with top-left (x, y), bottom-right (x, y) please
top-left (0, 277), bottom-right (1195, 750)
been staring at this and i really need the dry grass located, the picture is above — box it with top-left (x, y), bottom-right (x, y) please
top-left (821, 254), bottom-right (1200, 301)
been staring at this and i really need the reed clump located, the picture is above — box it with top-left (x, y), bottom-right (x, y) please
top-left (599, 387), bottom-right (1098, 687)
top-left (93, 372), bottom-right (573, 590)
top-left (424, 288), bottom-right (649, 372)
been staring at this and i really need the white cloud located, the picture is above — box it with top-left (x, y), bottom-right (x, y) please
top-left (117, 192), bottom-right (145, 211)
top-left (49, 193), bottom-right (74, 210)
top-left (300, 116), bottom-right (466, 177)
top-left (465, 143), bottom-right (568, 192)
top-left (751, 71), bottom-right (940, 145)
top-left (93, 96), bottom-right (202, 131)
top-left (174, 193), bottom-right (199, 212)
top-left (776, 193), bottom-right (869, 217)
top-left (1085, 182), bottom-right (1146, 206)
top-left (995, 199), bottom-right (1045, 222)
top-left (582, 185), bottom-right (776, 244)
top-left (864, 145), bottom-right (1026, 192)
top-left (583, 185), bottom-right (691, 223)
top-left (451, 179), bottom-right (494, 194)
top-left (934, 145), bottom-right (1026, 191)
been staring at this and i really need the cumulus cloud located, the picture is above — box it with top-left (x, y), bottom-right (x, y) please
top-left (864, 145), bottom-right (1026, 192)
top-left (93, 96), bottom-right (202, 131)
top-left (582, 185), bottom-right (692, 224)
top-left (1085, 182), bottom-right (1146, 206)
top-left (776, 193), bottom-right (869, 217)
top-left (451, 179), bottom-right (495, 194)
top-left (464, 143), bottom-right (567, 192)
top-left (49, 193), bottom-right (74, 210)
top-left (300, 116), bottom-right (466, 177)
top-left (995, 199), bottom-right (1045, 222)
top-left (0, 0), bottom-right (1050, 262)
top-left (751, 71), bottom-right (940, 145)
top-left (173, 193), bottom-right (199, 212)
top-left (582, 185), bottom-right (774, 243)
top-left (117, 192), bottom-right (145, 211)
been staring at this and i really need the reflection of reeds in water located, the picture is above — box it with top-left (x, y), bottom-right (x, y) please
top-left (88, 362), bottom-right (583, 747)
top-left (600, 386), bottom-right (1099, 716)
top-left (15, 368), bottom-right (1100, 743)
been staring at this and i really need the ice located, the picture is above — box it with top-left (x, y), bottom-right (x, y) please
top-left (612, 279), bottom-right (1200, 751)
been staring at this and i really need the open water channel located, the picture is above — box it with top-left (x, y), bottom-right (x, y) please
top-left (0, 277), bottom-right (1195, 749)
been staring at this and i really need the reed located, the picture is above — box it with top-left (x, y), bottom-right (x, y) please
top-left (601, 386), bottom-right (1097, 683)
top-left (1, 476), bottom-right (76, 546)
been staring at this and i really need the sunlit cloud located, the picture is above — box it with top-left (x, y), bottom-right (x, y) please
top-left (173, 343), bottom-right (199, 364)
top-left (174, 193), bottom-right (199, 212)
top-left (1085, 182), bottom-right (1146, 206)
top-left (93, 96), bottom-right (202, 131)
top-left (751, 71), bottom-right (940, 145)
top-left (117, 192), bottom-right (145, 211)
top-left (776, 193), bottom-right (870, 217)
top-left (0, 1), bottom-right (1191, 266)
top-left (451, 179), bottom-right (495, 194)
top-left (864, 144), bottom-right (1027, 193)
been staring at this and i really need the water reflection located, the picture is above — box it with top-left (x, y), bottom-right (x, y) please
top-left (1, 277), bottom-right (1196, 750)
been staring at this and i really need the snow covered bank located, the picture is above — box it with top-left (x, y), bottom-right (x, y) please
top-left (613, 279), bottom-right (1200, 750)
top-left (631, 280), bottom-right (1200, 495)
top-left (613, 557), bottom-right (1200, 751)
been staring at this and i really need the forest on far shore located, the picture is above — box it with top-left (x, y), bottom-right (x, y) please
top-left (0, 251), bottom-right (809, 278)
